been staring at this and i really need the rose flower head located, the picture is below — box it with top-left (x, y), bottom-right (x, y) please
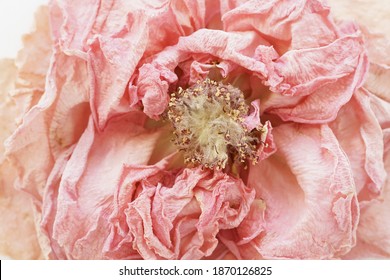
top-left (0, 0), bottom-right (389, 260)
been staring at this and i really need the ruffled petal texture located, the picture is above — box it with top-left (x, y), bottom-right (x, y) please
top-left (127, 167), bottom-right (254, 259)
top-left (0, 6), bottom-right (53, 259)
top-left (330, 89), bottom-right (386, 201)
top-left (39, 115), bottom-right (160, 259)
top-left (0, 59), bottom-right (43, 260)
top-left (224, 124), bottom-right (359, 259)
top-left (327, 0), bottom-right (390, 259)
top-left (1, 0), bottom-right (389, 260)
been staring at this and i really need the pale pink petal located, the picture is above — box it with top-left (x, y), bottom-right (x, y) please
top-left (243, 100), bottom-right (261, 131)
top-left (242, 124), bottom-right (359, 259)
top-left (328, 0), bottom-right (390, 66)
top-left (0, 60), bottom-right (19, 149)
top-left (135, 29), bottom-right (270, 118)
top-left (136, 63), bottom-right (173, 119)
top-left (219, 199), bottom-right (266, 259)
top-left (13, 6), bottom-right (52, 114)
top-left (0, 160), bottom-right (43, 259)
top-left (222, 0), bottom-right (338, 51)
top-left (87, 12), bottom-right (149, 129)
top-left (5, 52), bottom-right (90, 200)
top-left (49, 0), bottom-right (222, 124)
top-left (265, 32), bottom-right (368, 123)
top-left (221, 0), bottom-right (368, 124)
top-left (0, 60), bottom-right (42, 259)
top-left (126, 167), bottom-right (254, 259)
top-left (369, 92), bottom-right (390, 129)
top-left (327, 0), bottom-right (390, 112)
top-left (344, 128), bottom-right (390, 259)
top-left (365, 64), bottom-right (390, 103)
top-left (0, 7), bottom-right (54, 259)
top-left (40, 115), bottom-right (161, 259)
top-left (219, 0), bottom-right (248, 16)
top-left (170, 0), bottom-right (207, 34)
top-left (330, 89), bottom-right (386, 200)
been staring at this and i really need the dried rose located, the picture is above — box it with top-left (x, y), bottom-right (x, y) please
top-left (0, 0), bottom-right (389, 260)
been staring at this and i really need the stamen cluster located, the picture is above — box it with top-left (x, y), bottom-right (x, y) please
top-left (167, 78), bottom-right (260, 170)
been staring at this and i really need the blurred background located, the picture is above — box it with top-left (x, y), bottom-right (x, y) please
top-left (0, 0), bottom-right (48, 58)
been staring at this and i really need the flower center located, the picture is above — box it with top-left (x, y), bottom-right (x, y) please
top-left (167, 78), bottom-right (260, 170)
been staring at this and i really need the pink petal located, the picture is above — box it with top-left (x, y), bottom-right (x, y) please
top-left (49, 0), bottom-right (222, 124)
top-left (126, 167), bottom-right (254, 259)
top-left (5, 52), bottom-right (91, 200)
top-left (0, 160), bottom-right (43, 259)
top-left (344, 128), bottom-right (390, 259)
top-left (243, 99), bottom-right (261, 131)
top-left (328, 0), bottom-right (390, 66)
top-left (0, 7), bottom-right (54, 259)
top-left (41, 115), bottom-right (162, 259)
top-left (13, 6), bottom-right (52, 114)
top-left (87, 12), bottom-right (149, 130)
top-left (0, 60), bottom-right (43, 259)
top-left (222, 0), bottom-right (338, 51)
top-left (219, 199), bottom-right (266, 259)
top-left (330, 89), bottom-right (386, 200)
top-left (135, 29), bottom-right (270, 118)
top-left (266, 32), bottom-right (368, 123)
top-left (243, 124), bottom-right (359, 259)
top-left (136, 63), bottom-right (172, 119)
top-left (365, 64), bottom-right (390, 103)
top-left (0, 59), bottom-right (18, 149)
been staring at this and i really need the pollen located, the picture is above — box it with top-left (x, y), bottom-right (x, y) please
top-left (167, 78), bottom-right (261, 170)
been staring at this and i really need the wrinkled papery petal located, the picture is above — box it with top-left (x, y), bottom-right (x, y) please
top-left (328, 0), bottom-right (390, 112)
top-left (12, 6), bottom-right (52, 115)
top-left (353, 132), bottom-right (390, 258)
top-left (222, 0), bottom-right (338, 50)
top-left (264, 31), bottom-right (368, 123)
top-left (0, 59), bottom-right (43, 259)
top-left (5, 51), bottom-right (90, 200)
top-left (222, 124), bottom-right (359, 259)
top-left (41, 146), bottom-right (254, 259)
top-left (135, 29), bottom-right (271, 118)
top-left (126, 167), bottom-right (254, 259)
top-left (0, 7), bottom-right (53, 259)
top-left (49, 0), bottom-right (220, 127)
top-left (2, 0), bottom-right (389, 260)
top-left (328, 0), bottom-right (390, 66)
top-left (344, 128), bottom-right (390, 259)
top-left (0, 60), bottom-right (18, 149)
top-left (330, 89), bottom-right (386, 200)
top-left (40, 115), bottom-right (161, 259)
top-left (327, 0), bottom-right (390, 258)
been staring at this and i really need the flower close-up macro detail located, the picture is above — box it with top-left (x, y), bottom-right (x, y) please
top-left (0, 0), bottom-right (389, 260)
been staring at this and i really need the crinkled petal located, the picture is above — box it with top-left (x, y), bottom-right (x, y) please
top-left (13, 6), bottom-right (52, 115)
top-left (5, 51), bottom-right (90, 200)
top-left (328, 0), bottom-right (390, 66)
top-left (365, 64), bottom-right (390, 103)
top-left (243, 99), bottom-right (261, 131)
top-left (344, 128), bottom-right (390, 259)
top-left (265, 32), bottom-right (368, 123)
top-left (222, 0), bottom-right (338, 51)
top-left (126, 167), bottom-right (254, 259)
top-left (0, 59), bottom-right (43, 259)
top-left (243, 124), bottom-right (359, 259)
top-left (41, 115), bottom-right (161, 259)
top-left (330, 89), bottom-right (386, 200)
top-left (50, 0), bottom-right (221, 125)
top-left (135, 29), bottom-right (270, 118)
top-left (87, 12), bottom-right (149, 130)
